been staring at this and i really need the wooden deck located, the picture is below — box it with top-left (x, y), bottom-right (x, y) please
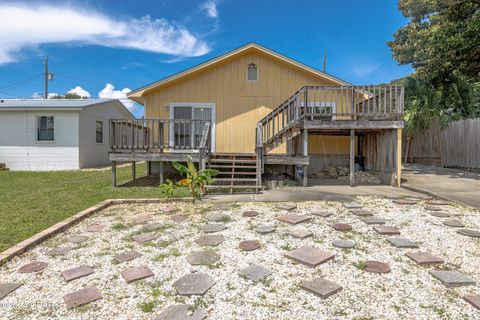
top-left (303, 119), bottom-right (403, 130)
top-left (256, 85), bottom-right (405, 187)
top-left (109, 151), bottom-right (200, 162)
top-left (110, 85), bottom-right (405, 190)
top-left (109, 119), bottom-right (211, 186)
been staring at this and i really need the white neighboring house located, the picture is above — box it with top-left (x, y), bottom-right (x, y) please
top-left (0, 99), bottom-right (134, 171)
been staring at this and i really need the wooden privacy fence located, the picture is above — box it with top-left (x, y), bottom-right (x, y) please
top-left (404, 118), bottom-right (480, 169)
top-left (363, 130), bottom-right (398, 172)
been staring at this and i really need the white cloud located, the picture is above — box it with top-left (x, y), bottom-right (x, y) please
top-left (32, 92), bottom-right (59, 99)
top-left (0, 4), bottom-right (211, 64)
top-left (98, 83), bottom-right (140, 115)
top-left (67, 86), bottom-right (91, 98)
top-left (201, 1), bottom-right (218, 18)
top-left (99, 83), bottom-right (131, 99)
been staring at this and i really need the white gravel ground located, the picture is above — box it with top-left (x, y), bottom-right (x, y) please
top-left (1, 197), bottom-right (480, 320)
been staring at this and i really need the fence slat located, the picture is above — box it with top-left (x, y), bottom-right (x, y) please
top-left (404, 118), bottom-right (480, 169)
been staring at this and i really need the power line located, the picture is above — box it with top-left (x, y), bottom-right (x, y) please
top-left (0, 73), bottom-right (43, 92)
top-left (55, 73), bottom-right (106, 85)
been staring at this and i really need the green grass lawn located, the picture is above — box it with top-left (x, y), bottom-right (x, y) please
top-left (0, 163), bottom-right (187, 252)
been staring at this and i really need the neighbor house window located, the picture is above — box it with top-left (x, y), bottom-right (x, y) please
top-left (247, 63), bottom-right (258, 81)
top-left (96, 121), bottom-right (103, 143)
top-left (37, 116), bottom-right (54, 141)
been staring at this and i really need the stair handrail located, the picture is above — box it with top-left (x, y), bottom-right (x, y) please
top-left (257, 86), bottom-right (306, 126)
top-left (257, 86), bottom-right (307, 146)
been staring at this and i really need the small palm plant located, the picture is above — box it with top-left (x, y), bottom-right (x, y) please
top-left (173, 155), bottom-right (218, 198)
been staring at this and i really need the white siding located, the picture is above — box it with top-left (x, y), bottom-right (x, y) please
top-left (78, 101), bottom-right (133, 168)
top-left (0, 110), bottom-right (79, 171)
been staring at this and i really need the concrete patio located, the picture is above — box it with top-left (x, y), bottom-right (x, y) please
top-left (402, 164), bottom-right (480, 210)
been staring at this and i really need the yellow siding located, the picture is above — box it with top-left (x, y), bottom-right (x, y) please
top-left (144, 48), bottom-right (347, 154)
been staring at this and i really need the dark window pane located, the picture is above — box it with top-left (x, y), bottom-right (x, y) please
top-left (96, 121), bottom-right (103, 143)
top-left (37, 116), bottom-right (54, 141)
top-left (174, 107), bottom-right (192, 119)
top-left (247, 64), bottom-right (258, 81)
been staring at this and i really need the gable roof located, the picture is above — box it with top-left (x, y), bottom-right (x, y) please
top-left (0, 99), bottom-right (135, 118)
top-left (128, 42), bottom-right (351, 102)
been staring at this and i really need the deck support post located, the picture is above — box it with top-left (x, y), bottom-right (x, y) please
top-left (112, 161), bottom-right (117, 187)
top-left (302, 129), bottom-right (308, 187)
top-left (396, 128), bottom-right (402, 187)
top-left (255, 123), bottom-right (263, 193)
top-left (255, 147), bottom-right (262, 193)
top-left (131, 161), bottom-right (136, 180)
top-left (350, 129), bottom-right (355, 187)
top-left (159, 161), bottom-right (164, 184)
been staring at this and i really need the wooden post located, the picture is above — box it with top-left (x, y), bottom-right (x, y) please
top-left (396, 128), bottom-right (402, 187)
top-left (147, 161), bottom-right (151, 176)
top-left (131, 120), bottom-right (135, 151)
top-left (352, 86), bottom-right (356, 120)
top-left (112, 161), bottom-right (116, 187)
top-left (304, 87), bottom-right (309, 117)
top-left (131, 161), bottom-right (136, 180)
top-left (256, 147), bottom-right (262, 193)
top-left (303, 129), bottom-right (308, 187)
top-left (159, 161), bottom-right (164, 184)
top-left (350, 129), bottom-right (355, 187)
top-left (255, 122), bottom-right (263, 193)
top-left (199, 148), bottom-right (206, 171)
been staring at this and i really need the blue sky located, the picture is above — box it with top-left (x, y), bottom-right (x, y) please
top-left (0, 0), bottom-right (412, 117)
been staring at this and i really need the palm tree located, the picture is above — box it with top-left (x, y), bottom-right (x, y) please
top-left (403, 77), bottom-right (441, 162)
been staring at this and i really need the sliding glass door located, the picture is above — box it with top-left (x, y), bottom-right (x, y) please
top-left (193, 107), bottom-right (212, 147)
top-left (173, 107), bottom-right (192, 147)
top-left (170, 103), bottom-right (215, 151)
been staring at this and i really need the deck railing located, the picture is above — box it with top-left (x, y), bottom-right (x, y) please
top-left (257, 85), bottom-right (404, 146)
top-left (110, 119), bottom-right (211, 153)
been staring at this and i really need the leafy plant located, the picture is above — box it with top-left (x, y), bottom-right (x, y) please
top-left (352, 261), bottom-right (367, 270)
top-left (159, 179), bottom-right (177, 198)
top-left (172, 156), bottom-right (218, 198)
top-left (138, 301), bottom-right (157, 313)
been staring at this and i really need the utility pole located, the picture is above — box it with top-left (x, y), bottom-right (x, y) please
top-left (43, 56), bottom-right (53, 99)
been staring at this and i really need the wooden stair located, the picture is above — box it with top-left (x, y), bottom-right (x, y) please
top-left (206, 154), bottom-right (261, 194)
top-left (264, 125), bottom-right (302, 151)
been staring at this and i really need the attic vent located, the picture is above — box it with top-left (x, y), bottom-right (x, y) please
top-left (247, 63), bottom-right (258, 81)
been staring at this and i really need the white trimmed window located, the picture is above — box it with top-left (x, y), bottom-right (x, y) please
top-left (247, 63), bottom-right (258, 81)
top-left (96, 121), bottom-right (103, 143)
top-left (37, 116), bottom-right (54, 141)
